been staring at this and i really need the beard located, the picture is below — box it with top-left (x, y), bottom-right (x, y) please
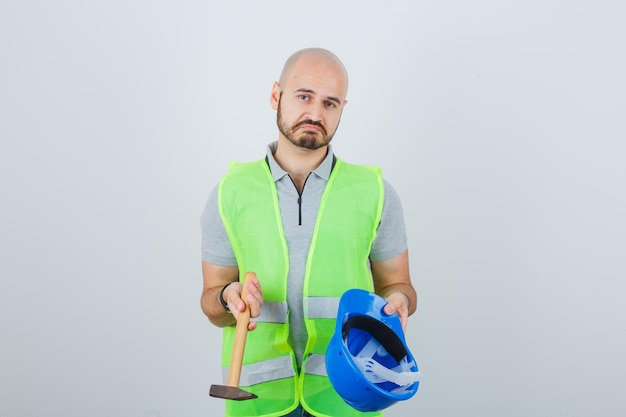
top-left (276, 95), bottom-right (337, 150)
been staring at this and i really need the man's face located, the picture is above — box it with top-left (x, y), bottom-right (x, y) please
top-left (272, 56), bottom-right (348, 150)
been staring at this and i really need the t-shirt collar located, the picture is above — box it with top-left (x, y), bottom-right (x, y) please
top-left (265, 141), bottom-right (335, 182)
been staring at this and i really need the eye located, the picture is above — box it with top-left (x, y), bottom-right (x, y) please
top-left (298, 94), bottom-right (310, 101)
top-left (325, 101), bottom-right (337, 108)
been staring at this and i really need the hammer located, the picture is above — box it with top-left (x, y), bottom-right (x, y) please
top-left (209, 272), bottom-right (258, 401)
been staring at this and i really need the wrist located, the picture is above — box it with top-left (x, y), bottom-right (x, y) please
top-left (219, 282), bottom-right (234, 313)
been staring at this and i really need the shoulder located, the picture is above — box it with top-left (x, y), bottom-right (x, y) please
top-left (382, 178), bottom-right (400, 198)
top-left (220, 159), bottom-right (270, 191)
top-left (336, 158), bottom-right (381, 175)
top-left (224, 159), bottom-right (267, 177)
top-left (381, 178), bottom-right (404, 210)
top-left (334, 159), bottom-right (382, 189)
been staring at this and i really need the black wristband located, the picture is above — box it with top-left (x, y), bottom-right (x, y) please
top-left (219, 282), bottom-right (234, 313)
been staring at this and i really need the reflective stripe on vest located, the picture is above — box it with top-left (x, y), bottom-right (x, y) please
top-left (223, 355), bottom-right (295, 387)
top-left (224, 353), bottom-right (329, 387)
top-left (229, 298), bottom-right (333, 386)
top-left (305, 297), bottom-right (340, 319)
top-left (252, 298), bottom-right (338, 323)
top-left (303, 353), bottom-right (327, 377)
top-left (251, 301), bottom-right (288, 324)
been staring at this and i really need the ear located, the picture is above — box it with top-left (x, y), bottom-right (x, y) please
top-left (270, 81), bottom-right (281, 110)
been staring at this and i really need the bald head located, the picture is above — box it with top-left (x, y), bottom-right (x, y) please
top-left (278, 48), bottom-right (349, 96)
top-left (270, 48), bottom-right (349, 153)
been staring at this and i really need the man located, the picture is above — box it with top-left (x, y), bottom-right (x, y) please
top-left (201, 48), bottom-right (416, 417)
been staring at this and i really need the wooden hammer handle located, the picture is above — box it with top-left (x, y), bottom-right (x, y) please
top-left (227, 271), bottom-right (255, 387)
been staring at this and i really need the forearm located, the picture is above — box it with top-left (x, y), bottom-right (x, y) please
top-left (200, 261), bottom-right (239, 327)
top-left (371, 250), bottom-right (417, 316)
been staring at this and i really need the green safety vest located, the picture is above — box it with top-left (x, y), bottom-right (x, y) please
top-left (218, 157), bottom-right (384, 417)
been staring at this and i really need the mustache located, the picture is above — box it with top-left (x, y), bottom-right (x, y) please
top-left (293, 119), bottom-right (326, 135)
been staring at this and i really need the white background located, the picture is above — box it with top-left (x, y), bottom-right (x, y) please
top-left (1, 1), bottom-right (625, 416)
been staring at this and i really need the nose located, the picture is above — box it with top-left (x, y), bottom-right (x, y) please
top-left (307, 100), bottom-right (325, 123)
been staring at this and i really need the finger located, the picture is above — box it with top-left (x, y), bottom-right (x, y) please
top-left (384, 302), bottom-right (396, 315)
top-left (245, 280), bottom-right (264, 318)
top-left (231, 299), bottom-right (246, 320)
top-left (400, 313), bottom-right (408, 333)
top-left (387, 300), bottom-right (408, 332)
top-left (246, 284), bottom-right (263, 305)
top-left (383, 297), bottom-right (402, 315)
top-left (247, 296), bottom-right (262, 318)
top-left (251, 276), bottom-right (263, 297)
top-left (248, 279), bottom-right (263, 304)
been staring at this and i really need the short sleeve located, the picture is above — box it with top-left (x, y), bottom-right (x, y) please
top-left (200, 185), bottom-right (237, 266)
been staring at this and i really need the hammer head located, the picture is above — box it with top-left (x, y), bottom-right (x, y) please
top-left (209, 384), bottom-right (258, 401)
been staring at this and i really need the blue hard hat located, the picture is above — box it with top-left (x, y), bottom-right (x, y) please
top-left (326, 289), bottom-right (422, 412)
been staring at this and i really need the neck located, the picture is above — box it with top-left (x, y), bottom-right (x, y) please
top-left (273, 137), bottom-right (328, 190)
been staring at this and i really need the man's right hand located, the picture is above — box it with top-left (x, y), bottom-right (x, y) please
top-left (222, 273), bottom-right (264, 331)
top-left (201, 261), bottom-right (266, 329)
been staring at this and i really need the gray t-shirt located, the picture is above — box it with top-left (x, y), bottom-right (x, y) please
top-left (201, 143), bottom-right (408, 366)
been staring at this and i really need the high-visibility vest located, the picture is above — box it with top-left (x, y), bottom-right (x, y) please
top-left (218, 157), bottom-right (384, 417)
